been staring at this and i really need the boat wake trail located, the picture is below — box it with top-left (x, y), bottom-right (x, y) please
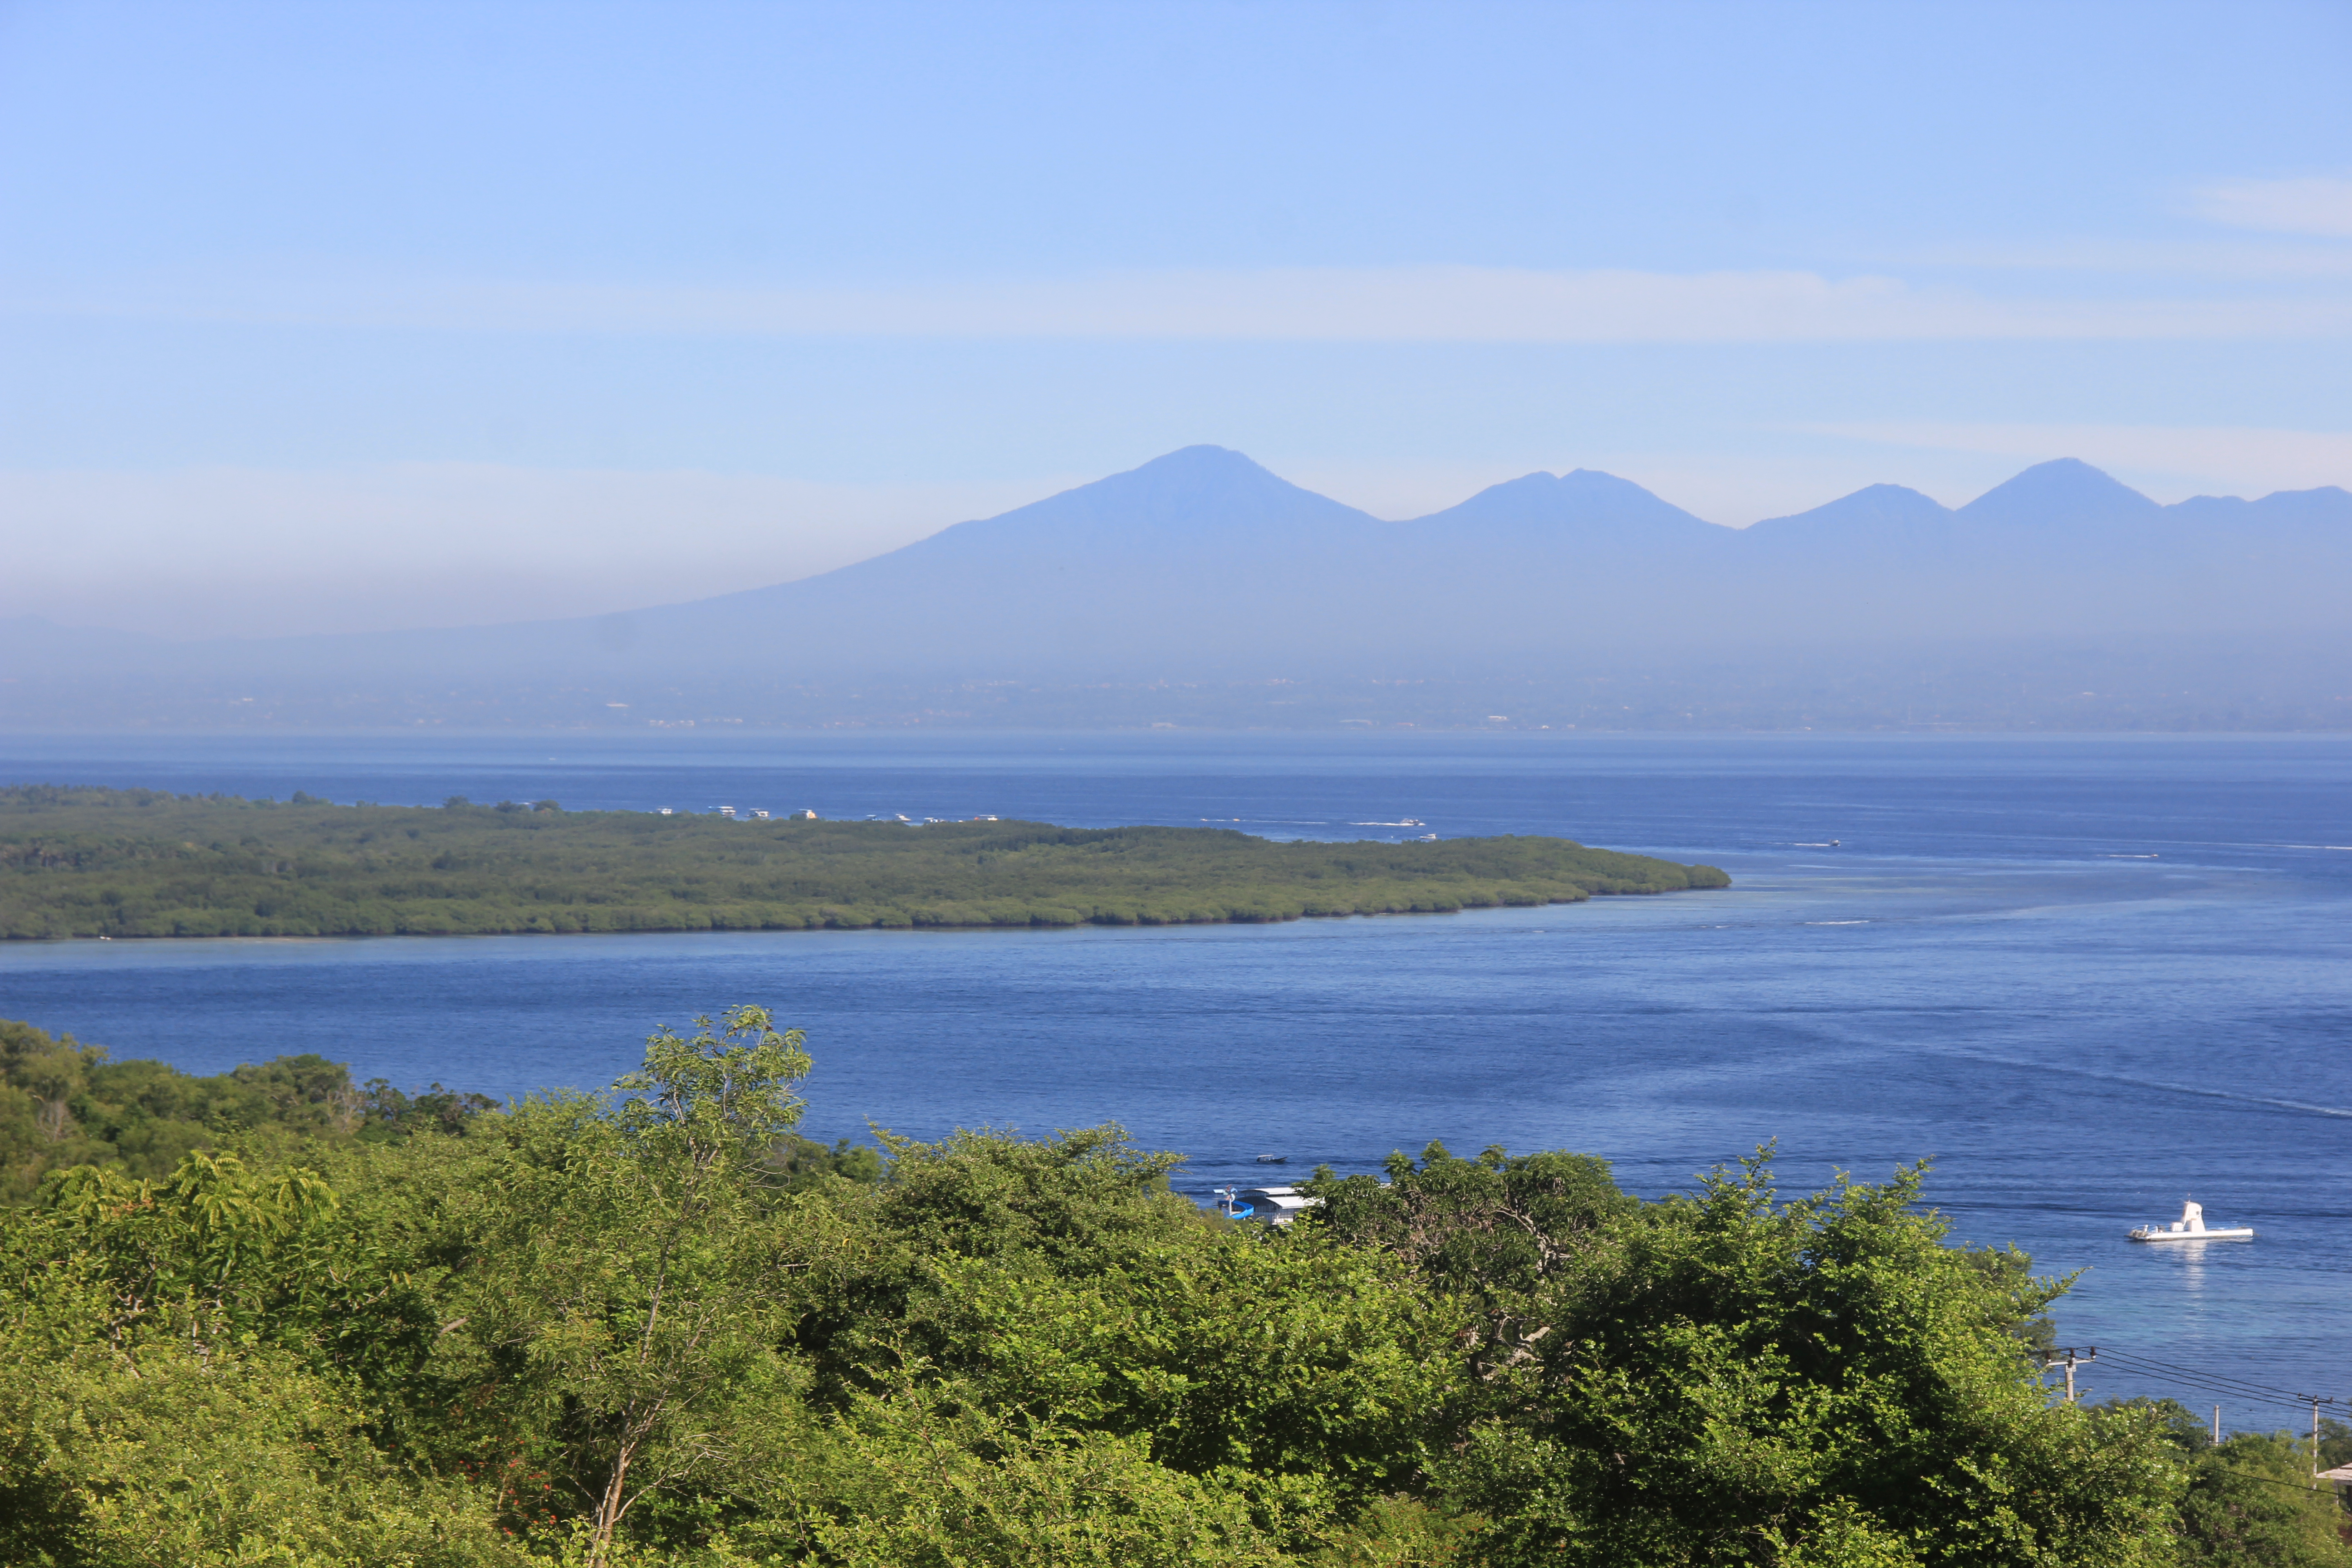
top-left (1927, 1048), bottom-right (2352, 1121)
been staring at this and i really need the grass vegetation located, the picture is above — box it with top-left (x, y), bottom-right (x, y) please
top-left (6, 1007), bottom-right (2347, 1568)
top-left (0, 784), bottom-right (1728, 939)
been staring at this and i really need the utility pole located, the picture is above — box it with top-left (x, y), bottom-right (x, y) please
top-left (2042, 1346), bottom-right (2097, 1404)
top-left (2297, 1395), bottom-right (2337, 1482)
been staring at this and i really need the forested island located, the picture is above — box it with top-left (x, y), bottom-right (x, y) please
top-left (4, 1007), bottom-right (2348, 1568)
top-left (0, 785), bottom-right (1727, 939)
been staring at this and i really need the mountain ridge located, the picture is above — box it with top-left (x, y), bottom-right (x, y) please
top-left (2, 447), bottom-right (2346, 731)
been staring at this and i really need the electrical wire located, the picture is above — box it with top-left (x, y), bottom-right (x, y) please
top-left (2092, 1347), bottom-right (2313, 1396)
top-left (2203, 1466), bottom-right (2347, 1496)
top-left (2041, 1346), bottom-right (2344, 1419)
top-left (2073, 1350), bottom-right (2340, 1412)
top-left (2094, 1348), bottom-right (2333, 1405)
top-left (2090, 1379), bottom-right (2311, 1416)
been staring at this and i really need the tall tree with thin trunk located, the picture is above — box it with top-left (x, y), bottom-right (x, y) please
top-left (467, 1006), bottom-right (811, 1565)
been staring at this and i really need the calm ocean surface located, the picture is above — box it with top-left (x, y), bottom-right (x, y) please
top-left (3, 731), bottom-right (2347, 1430)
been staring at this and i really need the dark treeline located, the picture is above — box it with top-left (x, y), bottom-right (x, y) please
top-left (0, 786), bottom-right (1726, 940)
top-left (4, 1010), bottom-right (2347, 1568)
top-left (0, 1016), bottom-right (492, 1202)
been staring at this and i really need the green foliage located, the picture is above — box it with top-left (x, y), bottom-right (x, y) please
top-left (2323, 1417), bottom-right (2352, 1471)
top-left (0, 1009), bottom-right (2263, 1567)
top-left (456, 1009), bottom-right (815, 1563)
top-left (2176, 1434), bottom-right (2352, 1568)
top-left (2099, 1401), bottom-right (2352, 1568)
top-left (0, 784), bottom-right (1728, 938)
top-left (0, 1334), bottom-right (523, 1568)
top-left (1318, 1148), bottom-right (2178, 1568)
top-left (2100, 1395), bottom-right (2218, 1454)
top-left (1308, 1141), bottom-right (1637, 1313)
top-left (763, 1134), bottom-right (887, 1191)
top-left (0, 1017), bottom-right (490, 1201)
top-left (0, 1138), bottom-right (522, 1566)
top-left (1306, 1494), bottom-right (1485, 1568)
top-left (780, 1374), bottom-right (1298, 1567)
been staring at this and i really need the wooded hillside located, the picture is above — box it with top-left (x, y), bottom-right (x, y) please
top-left (8, 1007), bottom-right (2342, 1568)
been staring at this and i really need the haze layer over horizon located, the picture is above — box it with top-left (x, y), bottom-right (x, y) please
top-left (2, 0), bottom-right (2347, 639)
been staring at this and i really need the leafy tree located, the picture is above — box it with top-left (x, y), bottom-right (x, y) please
top-left (0, 1017), bottom-right (491, 1199)
top-left (454, 1007), bottom-right (813, 1566)
top-left (0, 1144), bottom-right (518, 1566)
top-left (771, 1122), bottom-right (1459, 1551)
top-left (0, 1333), bottom-right (520, 1567)
top-left (1, 1010), bottom-right (2283, 1567)
top-left (2177, 1433), bottom-right (2352, 1568)
top-left (2323, 1416), bottom-right (2352, 1471)
top-left (1328, 1148), bottom-right (2178, 1568)
top-left (762, 1132), bottom-right (886, 1191)
top-left (1308, 1141), bottom-right (1633, 1389)
top-left (777, 1370), bottom-right (1296, 1567)
top-left (2101, 1400), bottom-right (2352, 1568)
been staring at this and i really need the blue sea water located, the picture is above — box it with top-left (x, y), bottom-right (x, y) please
top-left (2, 730), bottom-right (2347, 1431)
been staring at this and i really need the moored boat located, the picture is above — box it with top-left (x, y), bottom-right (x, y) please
top-left (2128, 1198), bottom-right (2253, 1242)
top-left (1238, 1185), bottom-right (1323, 1225)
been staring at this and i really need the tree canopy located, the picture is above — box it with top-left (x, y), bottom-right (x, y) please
top-left (1, 1011), bottom-right (2337, 1568)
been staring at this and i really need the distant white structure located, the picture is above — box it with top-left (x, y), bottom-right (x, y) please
top-left (716, 806), bottom-right (735, 817)
top-left (657, 808), bottom-right (673, 816)
top-left (797, 809), bottom-right (818, 819)
top-left (752, 809), bottom-right (770, 820)
top-left (2128, 1199), bottom-right (2254, 1242)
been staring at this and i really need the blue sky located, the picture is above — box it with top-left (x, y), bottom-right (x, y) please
top-left (3, 0), bottom-right (2347, 636)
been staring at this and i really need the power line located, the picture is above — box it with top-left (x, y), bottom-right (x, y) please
top-left (2086, 1349), bottom-right (2337, 1414)
top-left (2205, 1465), bottom-right (2346, 1495)
top-left (2082, 1364), bottom-right (2304, 1408)
top-left (2095, 1367), bottom-right (2317, 1413)
top-left (2092, 1348), bottom-right (2320, 1402)
top-left (2034, 1343), bottom-right (2348, 1439)
top-left (2097, 1359), bottom-right (2310, 1403)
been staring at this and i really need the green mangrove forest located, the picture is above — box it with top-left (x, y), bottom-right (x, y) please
top-left (0, 785), bottom-right (1727, 939)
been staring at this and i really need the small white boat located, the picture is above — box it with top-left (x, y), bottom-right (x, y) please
top-left (1238, 1185), bottom-right (1325, 1226)
top-left (2128, 1198), bottom-right (2253, 1243)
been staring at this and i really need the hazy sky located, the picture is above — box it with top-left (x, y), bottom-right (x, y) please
top-left (4, 0), bottom-right (2348, 637)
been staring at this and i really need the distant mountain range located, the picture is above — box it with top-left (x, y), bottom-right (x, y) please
top-left (4, 446), bottom-right (2347, 730)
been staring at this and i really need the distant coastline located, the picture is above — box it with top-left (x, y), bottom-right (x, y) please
top-left (0, 786), bottom-right (1730, 940)
top-left (6, 448), bottom-right (2347, 734)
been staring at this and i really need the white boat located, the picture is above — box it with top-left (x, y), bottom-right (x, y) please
top-left (2128, 1199), bottom-right (2253, 1243)
top-left (1238, 1185), bottom-right (1324, 1226)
